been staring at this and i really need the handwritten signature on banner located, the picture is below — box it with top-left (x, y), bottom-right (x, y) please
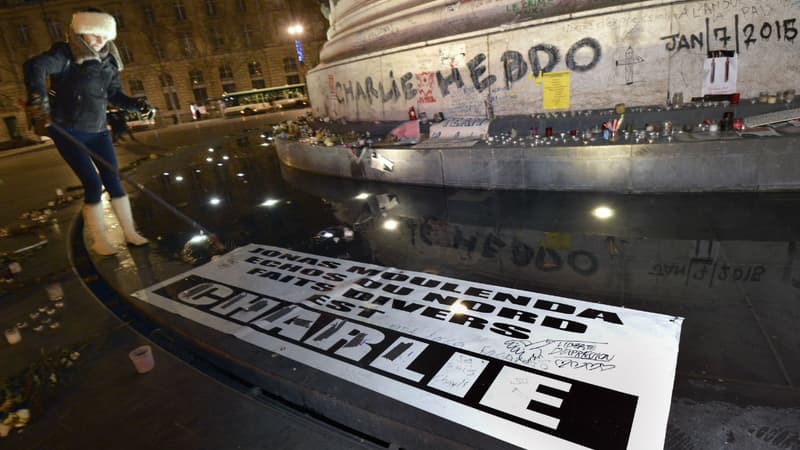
top-left (479, 339), bottom-right (618, 372)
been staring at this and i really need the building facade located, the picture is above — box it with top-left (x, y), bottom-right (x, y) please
top-left (0, 0), bottom-right (327, 142)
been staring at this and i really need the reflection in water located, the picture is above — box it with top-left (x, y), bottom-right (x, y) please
top-left (276, 165), bottom-right (800, 310)
top-left (128, 141), bottom-right (800, 384)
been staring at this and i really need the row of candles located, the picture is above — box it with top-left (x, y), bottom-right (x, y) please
top-left (3, 282), bottom-right (64, 345)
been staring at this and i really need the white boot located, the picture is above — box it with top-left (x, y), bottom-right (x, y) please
top-left (111, 195), bottom-right (149, 246)
top-left (82, 203), bottom-right (117, 256)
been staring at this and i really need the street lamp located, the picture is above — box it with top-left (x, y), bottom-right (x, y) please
top-left (287, 24), bottom-right (305, 85)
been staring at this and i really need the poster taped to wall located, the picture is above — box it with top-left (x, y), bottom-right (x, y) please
top-left (133, 244), bottom-right (683, 450)
top-left (702, 51), bottom-right (737, 96)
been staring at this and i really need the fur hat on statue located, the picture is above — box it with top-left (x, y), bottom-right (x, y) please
top-left (70, 10), bottom-right (117, 40)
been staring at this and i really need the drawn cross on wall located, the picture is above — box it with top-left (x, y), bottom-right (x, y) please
top-left (615, 47), bottom-right (645, 85)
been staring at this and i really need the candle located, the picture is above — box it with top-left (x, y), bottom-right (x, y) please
top-left (8, 262), bottom-right (21, 274)
top-left (46, 283), bottom-right (64, 302)
top-left (4, 327), bottom-right (22, 345)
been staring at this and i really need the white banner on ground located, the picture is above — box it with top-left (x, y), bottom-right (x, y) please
top-left (415, 118), bottom-right (491, 149)
top-left (133, 244), bottom-right (683, 450)
top-left (429, 118), bottom-right (490, 139)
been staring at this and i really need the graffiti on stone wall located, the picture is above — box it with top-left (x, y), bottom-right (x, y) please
top-left (332, 37), bottom-right (602, 105)
top-left (674, 1), bottom-right (758, 20)
top-left (661, 14), bottom-right (798, 52)
top-left (327, 74), bottom-right (336, 99)
top-left (506, 0), bottom-right (553, 16)
top-left (319, 1), bottom-right (800, 116)
top-left (615, 47), bottom-right (645, 85)
top-left (416, 72), bottom-right (437, 103)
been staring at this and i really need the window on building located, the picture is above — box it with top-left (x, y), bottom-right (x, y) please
top-left (118, 42), bottom-right (133, 64)
top-left (193, 87), bottom-right (208, 104)
top-left (248, 61), bottom-right (265, 89)
top-left (159, 73), bottom-right (175, 88)
top-left (19, 23), bottom-right (31, 46)
top-left (189, 69), bottom-right (204, 86)
top-left (205, 0), bottom-right (217, 16)
top-left (159, 73), bottom-right (180, 111)
top-left (247, 61), bottom-right (262, 78)
top-left (188, 69), bottom-right (207, 104)
top-left (163, 92), bottom-right (180, 110)
top-left (113, 11), bottom-right (124, 29)
top-left (174, 1), bottom-right (187, 21)
top-left (210, 28), bottom-right (225, 49)
top-left (129, 79), bottom-right (145, 96)
top-left (143, 5), bottom-right (156, 25)
top-left (151, 39), bottom-right (164, 59)
top-left (283, 56), bottom-right (297, 73)
top-left (219, 64), bottom-right (233, 81)
top-left (220, 65), bottom-right (235, 92)
top-left (46, 19), bottom-right (62, 41)
top-left (179, 31), bottom-right (195, 56)
top-left (286, 75), bottom-right (300, 85)
top-left (236, 0), bottom-right (247, 13)
top-left (242, 25), bottom-right (253, 48)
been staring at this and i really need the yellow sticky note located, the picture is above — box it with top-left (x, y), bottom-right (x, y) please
top-left (543, 71), bottom-right (570, 110)
top-left (544, 232), bottom-right (571, 250)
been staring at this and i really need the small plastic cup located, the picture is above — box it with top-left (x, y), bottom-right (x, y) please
top-left (128, 345), bottom-right (155, 374)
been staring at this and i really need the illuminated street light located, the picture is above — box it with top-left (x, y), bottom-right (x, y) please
top-left (383, 219), bottom-right (399, 231)
top-left (355, 193), bottom-right (370, 200)
top-left (287, 23), bottom-right (305, 84)
top-left (592, 206), bottom-right (615, 219)
top-left (261, 199), bottom-right (280, 207)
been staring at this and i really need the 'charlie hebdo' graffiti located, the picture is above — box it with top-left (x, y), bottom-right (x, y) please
top-left (332, 37), bottom-right (602, 105)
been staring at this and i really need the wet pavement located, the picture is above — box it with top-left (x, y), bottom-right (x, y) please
top-left (0, 114), bottom-right (383, 450)
top-left (3, 115), bottom-right (800, 449)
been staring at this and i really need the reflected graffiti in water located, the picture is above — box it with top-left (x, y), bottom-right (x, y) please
top-left (276, 164), bottom-right (800, 313)
top-left (127, 138), bottom-right (800, 315)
